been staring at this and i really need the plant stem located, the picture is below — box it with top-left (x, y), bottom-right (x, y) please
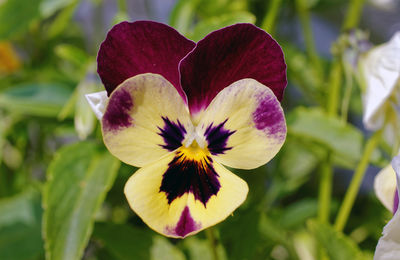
top-left (117, 0), bottom-right (127, 13)
top-left (341, 64), bottom-right (354, 122)
top-left (206, 228), bottom-right (219, 260)
top-left (261, 0), bottom-right (283, 35)
top-left (318, 154), bottom-right (333, 223)
top-left (327, 60), bottom-right (342, 116)
top-left (294, 0), bottom-right (323, 83)
top-left (342, 0), bottom-right (366, 31)
top-left (334, 130), bottom-right (382, 231)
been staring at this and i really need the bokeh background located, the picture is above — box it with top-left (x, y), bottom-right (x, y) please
top-left (1, 0), bottom-right (400, 259)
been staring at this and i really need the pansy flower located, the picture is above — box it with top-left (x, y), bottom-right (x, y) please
top-left (360, 32), bottom-right (400, 144)
top-left (86, 21), bottom-right (287, 238)
top-left (375, 155), bottom-right (400, 259)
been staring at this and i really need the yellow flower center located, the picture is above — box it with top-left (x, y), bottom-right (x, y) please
top-left (178, 140), bottom-right (210, 161)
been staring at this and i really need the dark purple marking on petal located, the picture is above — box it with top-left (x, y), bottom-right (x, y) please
top-left (393, 189), bottom-right (399, 215)
top-left (165, 206), bottom-right (201, 237)
top-left (102, 88), bottom-right (133, 131)
top-left (160, 152), bottom-right (220, 207)
top-left (157, 117), bottom-right (187, 152)
top-left (179, 23), bottom-right (287, 114)
top-left (204, 119), bottom-right (236, 155)
top-left (97, 21), bottom-right (195, 98)
top-left (253, 94), bottom-right (286, 140)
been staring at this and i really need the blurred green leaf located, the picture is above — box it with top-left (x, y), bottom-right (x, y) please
top-left (308, 221), bottom-right (366, 260)
top-left (47, 0), bottom-right (79, 38)
top-left (40, 0), bottom-right (74, 17)
top-left (93, 223), bottom-right (153, 260)
top-left (282, 43), bottom-right (323, 103)
top-left (188, 11), bottom-right (255, 41)
top-left (198, 0), bottom-right (248, 17)
top-left (183, 236), bottom-right (227, 260)
top-left (287, 107), bottom-right (363, 167)
top-left (0, 0), bottom-right (42, 39)
top-left (169, 0), bottom-right (199, 34)
top-left (0, 83), bottom-right (72, 117)
top-left (0, 188), bottom-right (43, 260)
top-left (279, 199), bottom-right (318, 229)
top-left (220, 210), bottom-right (261, 260)
top-left (279, 137), bottom-right (319, 190)
top-left (150, 236), bottom-right (186, 260)
top-left (43, 142), bottom-right (120, 260)
top-left (55, 44), bottom-right (90, 69)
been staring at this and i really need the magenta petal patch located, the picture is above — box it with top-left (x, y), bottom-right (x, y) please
top-left (179, 23), bottom-right (287, 114)
top-left (97, 21), bottom-right (195, 98)
top-left (102, 88), bottom-right (134, 131)
top-left (166, 206), bottom-right (201, 238)
top-left (394, 189), bottom-right (399, 215)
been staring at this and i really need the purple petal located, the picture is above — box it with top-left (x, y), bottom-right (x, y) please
top-left (394, 189), bottom-right (399, 215)
top-left (165, 206), bottom-right (201, 238)
top-left (97, 21), bottom-right (195, 98)
top-left (157, 117), bottom-right (187, 152)
top-left (160, 152), bottom-right (220, 207)
top-left (179, 23), bottom-right (287, 114)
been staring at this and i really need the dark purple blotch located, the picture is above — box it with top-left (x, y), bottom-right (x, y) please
top-left (160, 152), bottom-right (220, 207)
top-left (253, 95), bottom-right (285, 137)
top-left (102, 88), bottom-right (133, 131)
top-left (157, 117), bottom-right (187, 151)
top-left (204, 119), bottom-right (235, 155)
top-left (393, 189), bottom-right (399, 215)
top-left (167, 206), bottom-right (201, 237)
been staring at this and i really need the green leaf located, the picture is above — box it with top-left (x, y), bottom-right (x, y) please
top-left (0, 83), bottom-right (72, 117)
top-left (94, 223), bottom-right (186, 260)
top-left (279, 137), bottom-right (319, 190)
top-left (150, 236), bottom-right (186, 260)
top-left (40, 0), bottom-right (75, 17)
top-left (183, 236), bottom-right (227, 260)
top-left (46, 1), bottom-right (79, 38)
top-left (220, 210), bottom-right (261, 260)
top-left (93, 223), bottom-right (153, 260)
top-left (55, 44), bottom-right (89, 68)
top-left (287, 107), bottom-right (363, 168)
top-left (308, 221), bottom-right (365, 260)
top-left (169, 0), bottom-right (199, 34)
top-left (0, 189), bottom-right (44, 260)
top-left (0, 0), bottom-right (42, 39)
top-left (279, 199), bottom-right (318, 229)
top-left (43, 142), bottom-right (120, 260)
top-left (188, 11), bottom-right (256, 41)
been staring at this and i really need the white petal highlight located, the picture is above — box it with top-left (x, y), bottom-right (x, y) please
top-left (85, 90), bottom-right (108, 120)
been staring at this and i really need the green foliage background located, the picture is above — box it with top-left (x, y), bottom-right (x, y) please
top-left (0, 0), bottom-right (397, 259)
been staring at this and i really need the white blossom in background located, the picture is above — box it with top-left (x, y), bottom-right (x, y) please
top-left (374, 164), bottom-right (397, 212)
top-left (375, 156), bottom-right (400, 260)
top-left (75, 68), bottom-right (104, 140)
top-left (360, 32), bottom-right (400, 144)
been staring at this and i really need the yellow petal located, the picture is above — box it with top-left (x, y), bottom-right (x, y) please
top-left (124, 152), bottom-right (248, 238)
top-left (196, 78), bottom-right (286, 169)
top-left (101, 73), bottom-right (193, 167)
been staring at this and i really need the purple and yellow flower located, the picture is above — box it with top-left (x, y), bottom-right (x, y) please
top-left (87, 21), bottom-right (287, 238)
top-left (375, 156), bottom-right (400, 259)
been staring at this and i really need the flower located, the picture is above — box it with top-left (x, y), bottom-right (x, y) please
top-left (374, 164), bottom-right (398, 214)
top-left (86, 21), bottom-right (287, 238)
top-left (375, 156), bottom-right (400, 259)
top-left (360, 32), bottom-right (400, 144)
